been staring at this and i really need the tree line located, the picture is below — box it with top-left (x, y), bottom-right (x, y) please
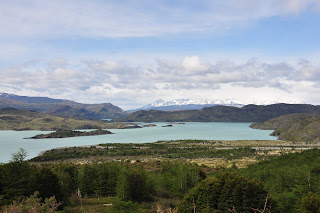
top-left (0, 149), bottom-right (207, 212)
top-left (2, 148), bottom-right (320, 212)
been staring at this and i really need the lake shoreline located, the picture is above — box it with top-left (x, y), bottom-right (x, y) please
top-left (0, 122), bottom-right (278, 163)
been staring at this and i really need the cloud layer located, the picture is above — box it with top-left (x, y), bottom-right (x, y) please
top-left (1, 1), bottom-right (320, 109)
top-left (1, 57), bottom-right (320, 109)
top-left (0, 0), bottom-right (319, 39)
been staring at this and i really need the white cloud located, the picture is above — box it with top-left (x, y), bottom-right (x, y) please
top-left (181, 56), bottom-right (211, 75)
top-left (0, 0), bottom-right (319, 39)
top-left (278, 0), bottom-right (319, 14)
top-left (1, 57), bottom-right (320, 109)
top-left (0, 1), bottom-right (319, 109)
top-left (0, 43), bottom-right (29, 60)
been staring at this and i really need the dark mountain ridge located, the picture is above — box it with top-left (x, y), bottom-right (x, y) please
top-left (119, 103), bottom-right (320, 122)
top-left (250, 113), bottom-right (320, 142)
top-left (0, 93), bottom-right (127, 119)
top-left (0, 93), bottom-right (70, 104)
top-left (128, 104), bottom-right (218, 112)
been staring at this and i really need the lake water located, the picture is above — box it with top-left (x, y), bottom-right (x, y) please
top-left (0, 122), bottom-right (277, 163)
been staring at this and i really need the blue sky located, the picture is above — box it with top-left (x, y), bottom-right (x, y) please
top-left (1, 0), bottom-right (320, 109)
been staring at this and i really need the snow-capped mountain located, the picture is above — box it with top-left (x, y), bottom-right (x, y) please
top-left (130, 98), bottom-right (244, 112)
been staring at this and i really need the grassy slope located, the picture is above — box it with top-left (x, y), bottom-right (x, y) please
top-left (30, 139), bottom-right (314, 168)
top-left (250, 113), bottom-right (320, 142)
top-left (0, 107), bottom-right (127, 130)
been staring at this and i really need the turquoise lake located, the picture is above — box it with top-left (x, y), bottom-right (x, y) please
top-left (0, 122), bottom-right (277, 163)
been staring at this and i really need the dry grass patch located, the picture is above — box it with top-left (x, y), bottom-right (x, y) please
top-left (189, 157), bottom-right (259, 168)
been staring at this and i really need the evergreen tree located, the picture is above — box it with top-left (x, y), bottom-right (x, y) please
top-left (35, 167), bottom-right (63, 202)
top-left (79, 164), bottom-right (98, 196)
top-left (0, 150), bottom-right (36, 206)
top-left (95, 163), bottom-right (120, 196)
top-left (156, 161), bottom-right (206, 198)
top-left (300, 192), bottom-right (320, 213)
top-left (117, 167), bottom-right (155, 203)
top-left (54, 164), bottom-right (78, 203)
top-left (179, 172), bottom-right (268, 213)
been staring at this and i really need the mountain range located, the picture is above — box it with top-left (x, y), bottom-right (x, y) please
top-left (120, 103), bottom-right (320, 122)
top-left (2, 93), bottom-right (320, 123)
top-left (130, 98), bottom-right (244, 112)
top-left (0, 93), bottom-right (127, 119)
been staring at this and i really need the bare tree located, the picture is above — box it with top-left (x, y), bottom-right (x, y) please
top-left (11, 148), bottom-right (28, 163)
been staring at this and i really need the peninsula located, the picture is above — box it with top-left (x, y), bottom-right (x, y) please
top-left (0, 107), bottom-right (128, 130)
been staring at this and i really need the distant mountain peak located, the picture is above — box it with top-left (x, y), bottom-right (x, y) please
top-left (154, 98), bottom-right (165, 103)
top-left (134, 98), bottom-right (244, 112)
top-left (0, 93), bottom-right (9, 97)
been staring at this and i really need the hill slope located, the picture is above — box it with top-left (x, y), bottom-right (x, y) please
top-left (250, 113), bottom-right (320, 142)
top-left (120, 103), bottom-right (320, 122)
top-left (0, 92), bottom-right (69, 104)
top-left (0, 107), bottom-right (126, 130)
top-left (0, 93), bottom-right (127, 119)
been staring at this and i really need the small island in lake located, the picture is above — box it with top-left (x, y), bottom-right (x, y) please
top-left (120, 124), bottom-right (142, 129)
top-left (28, 129), bottom-right (112, 139)
top-left (162, 124), bottom-right (173, 127)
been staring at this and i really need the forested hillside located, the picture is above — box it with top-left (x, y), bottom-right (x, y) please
top-left (0, 150), bottom-right (207, 212)
top-left (240, 149), bottom-right (320, 212)
top-left (2, 149), bottom-right (320, 212)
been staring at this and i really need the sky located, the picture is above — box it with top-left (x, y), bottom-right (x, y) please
top-left (1, 0), bottom-right (320, 110)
